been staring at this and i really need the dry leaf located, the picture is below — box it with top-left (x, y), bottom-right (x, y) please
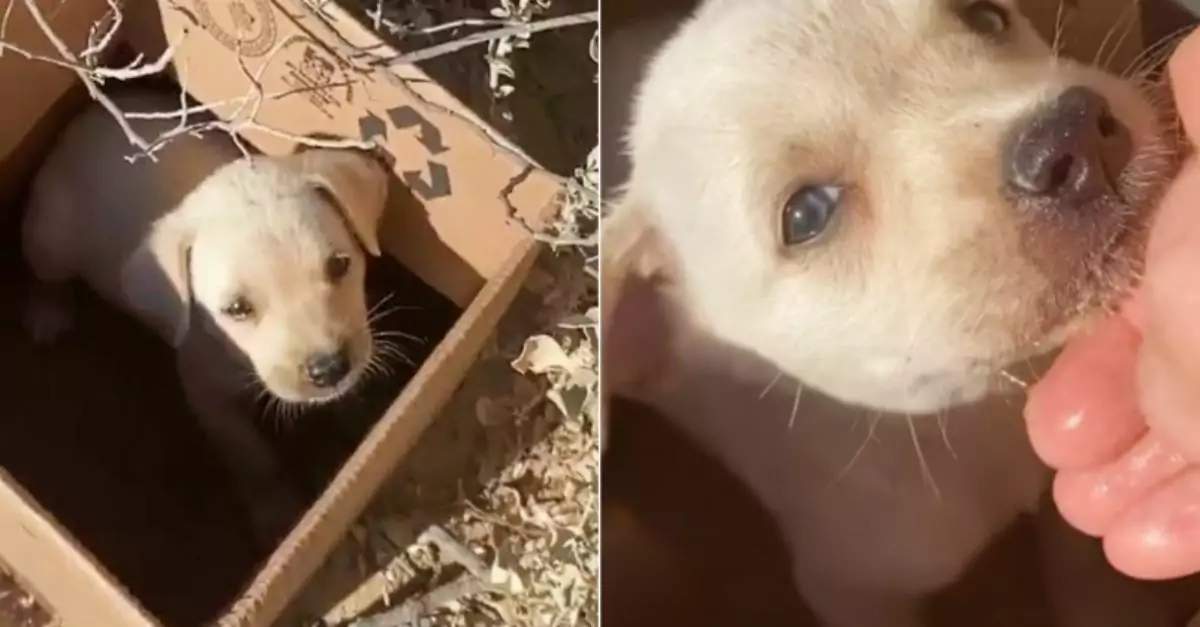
top-left (510, 335), bottom-right (575, 375)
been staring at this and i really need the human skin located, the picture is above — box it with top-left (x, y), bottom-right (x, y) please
top-left (1024, 27), bottom-right (1200, 581)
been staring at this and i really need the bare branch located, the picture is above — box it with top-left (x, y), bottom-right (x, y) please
top-left (375, 10), bottom-right (597, 66)
top-left (20, 0), bottom-right (153, 152)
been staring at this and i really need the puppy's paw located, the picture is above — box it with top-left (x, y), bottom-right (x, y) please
top-left (24, 290), bottom-right (74, 346)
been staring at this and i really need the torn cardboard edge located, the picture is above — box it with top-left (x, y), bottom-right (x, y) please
top-left (0, 0), bottom-right (575, 623)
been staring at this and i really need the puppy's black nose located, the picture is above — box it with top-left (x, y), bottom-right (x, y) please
top-left (1005, 86), bottom-right (1132, 205)
top-left (305, 349), bottom-right (351, 388)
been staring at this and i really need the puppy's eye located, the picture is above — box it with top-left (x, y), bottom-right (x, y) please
top-left (222, 297), bottom-right (255, 321)
top-left (960, 1), bottom-right (1009, 36)
top-left (325, 253), bottom-right (352, 282)
top-left (782, 185), bottom-right (842, 247)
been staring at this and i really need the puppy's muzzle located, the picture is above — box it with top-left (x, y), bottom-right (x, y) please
top-left (304, 348), bottom-right (352, 389)
top-left (1005, 86), bottom-right (1133, 206)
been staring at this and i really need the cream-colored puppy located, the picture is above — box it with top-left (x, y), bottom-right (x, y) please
top-left (22, 88), bottom-right (389, 548)
top-left (604, 1), bottom-right (1179, 626)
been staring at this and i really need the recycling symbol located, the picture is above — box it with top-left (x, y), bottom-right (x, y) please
top-left (358, 106), bottom-right (453, 201)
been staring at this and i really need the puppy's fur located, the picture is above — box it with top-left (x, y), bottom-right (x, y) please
top-left (603, 1), bottom-right (1178, 626)
top-left (22, 89), bottom-right (389, 547)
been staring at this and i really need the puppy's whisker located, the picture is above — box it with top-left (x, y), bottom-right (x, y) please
top-left (366, 293), bottom-right (422, 326)
top-left (788, 382), bottom-right (803, 430)
top-left (241, 371), bottom-right (263, 393)
top-left (373, 338), bottom-right (416, 368)
top-left (907, 414), bottom-right (942, 503)
top-left (269, 403), bottom-right (287, 434)
top-left (288, 399), bottom-right (306, 423)
top-left (367, 291), bottom-right (396, 316)
top-left (1092, 0), bottom-right (1139, 70)
top-left (373, 329), bottom-right (427, 345)
top-left (359, 336), bottom-right (413, 387)
top-left (253, 386), bottom-right (272, 405)
top-left (368, 348), bottom-right (400, 379)
top-left (830, 411), bottom-right (882, 487)
top-left (936, 411), bottom-right (956, 460)
top-left (1052, 0), bottom-right (1068, 55)
top-left (1121, 24), bottom-right (1196, 78)
top-left (999, 369), bottom-right (1029, 391)
top-left (1099, 0), bottom-right (1143, 72)
top-left (262, 397), bottom-right (287, 433)
top-left (367, 303), bottom-right (411, 325)
top-left (759, 370), bottom-right (784, 400)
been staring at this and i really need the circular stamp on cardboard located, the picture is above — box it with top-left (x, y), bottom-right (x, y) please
top-left (190, 0), bottom-right (278, 58)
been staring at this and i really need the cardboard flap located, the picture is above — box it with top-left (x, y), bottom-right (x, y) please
top-left (0, 470), bottom-right (157, 627)
top-left (126, 0), bottom-right (561, 307)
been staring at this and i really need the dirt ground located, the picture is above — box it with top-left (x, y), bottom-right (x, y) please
top-left (0, 0), bottom-right (597, 625)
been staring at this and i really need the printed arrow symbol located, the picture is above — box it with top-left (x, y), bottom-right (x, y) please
top-left (387, 106), bottom-right (449, 155)
top-left (402, 161), bottom-right (452, 200)
top-left (358, 111), bottom-right (388, 142)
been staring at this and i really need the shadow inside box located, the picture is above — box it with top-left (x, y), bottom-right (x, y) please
top-left (602, 396), bottom-right (1200, 627)
top-left (0, 199), bottom-right (462, 625)
top-left (0, 237), bottom-right (261, 627)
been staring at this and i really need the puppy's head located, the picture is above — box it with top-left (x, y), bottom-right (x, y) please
top-left (619, 0), bottom-right (1177, 414)
top-left (124, 149), bottom-right (390, 404)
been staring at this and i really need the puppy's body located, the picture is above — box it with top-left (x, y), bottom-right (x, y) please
top-left (24, 95), bottom-right (229, 297)
top-left (604, 1), bottom-right (1178, 625)
top-left (24, 89), bottom-right (389, 547)
top-left (630, 318), bottom-right (1047, 625)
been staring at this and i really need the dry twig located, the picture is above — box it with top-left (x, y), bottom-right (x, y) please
top-left (375, 10), bottom-right (597, 66)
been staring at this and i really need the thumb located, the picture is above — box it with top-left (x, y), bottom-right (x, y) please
top-left (1167, 27), bottom-right (1200, 141)
top-left (1139, 28), bottom-right (1200, 380)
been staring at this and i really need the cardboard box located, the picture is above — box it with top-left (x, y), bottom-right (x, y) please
top-left (0, 0), bottom-right (563, 624)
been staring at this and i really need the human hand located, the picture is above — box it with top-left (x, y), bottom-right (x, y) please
top-left (1024, 28), bottom-right (1200, 580)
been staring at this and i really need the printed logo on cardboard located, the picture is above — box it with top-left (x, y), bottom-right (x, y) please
top-left (190, 0), bottom-right (278, 57)
top-left (277, 39), bottom-right (355, 119)
top-left (358, 106), bottom-right (453, 201)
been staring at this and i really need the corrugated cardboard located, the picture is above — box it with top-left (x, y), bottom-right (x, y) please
top-left (0, 0), bottom-right (564, 624)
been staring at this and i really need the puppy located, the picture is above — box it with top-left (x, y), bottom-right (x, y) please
top-left (603, 1), bottom-right (1179, 626)
top-left (22, 88), bottom-right (389, 548)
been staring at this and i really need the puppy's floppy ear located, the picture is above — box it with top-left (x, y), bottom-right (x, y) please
top-left (120, 211), bottom-right (195, 349)
top-left (282, 149), bottom-right (390, 256)
top-left (601, 193), bottom-right (680, 450)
